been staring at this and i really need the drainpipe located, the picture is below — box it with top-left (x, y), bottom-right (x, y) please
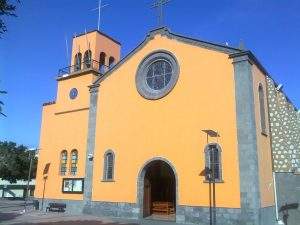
top-left (273, 172), bottom-right (284, 224)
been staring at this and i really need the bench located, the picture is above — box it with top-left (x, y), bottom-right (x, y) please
top-left (152, 201), bottom-right (174, 215)
top-left (46, 203), bottom-right (66, 212)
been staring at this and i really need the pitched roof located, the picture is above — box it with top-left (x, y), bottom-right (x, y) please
top-left (90, 27), bottom-right (298, 110)
top-left (91, 27), bottom-right (242, 86)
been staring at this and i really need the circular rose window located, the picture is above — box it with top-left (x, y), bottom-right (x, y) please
top-left (146, 60), bottom-right (173, 90)
top-left (136, 51), bottom-right (179, 100)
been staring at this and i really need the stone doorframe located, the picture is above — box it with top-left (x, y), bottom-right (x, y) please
top-left (136, 157), bottom-right (179, 220)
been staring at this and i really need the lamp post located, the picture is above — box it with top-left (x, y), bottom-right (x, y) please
top-left (202, 129), bottom-right (220, 225)
top-left (24, 148), bottom-right (38, 212)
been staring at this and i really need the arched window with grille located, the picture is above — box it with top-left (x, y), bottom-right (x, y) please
top-left (70, 149), bottom-right (78, 176)
top-left (259, 84), bottom-right (267, 133)
top-left (74, 52), bottom-right (82, 71)
top-left (108, 56), bottom-right (115, 69)
top-left (205, 144), bottom-right (222, 182)
top-left (83, 50), bottom-right (92, 68)
top-left (99, 52), bottom-right (106, 73)
top-left (60, 150), bottom-right (68, 175)
top-left (103, 150), bottom-right (114, 181)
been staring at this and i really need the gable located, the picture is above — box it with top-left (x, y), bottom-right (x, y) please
top-left (91, 27), bottom-right (241, 87)
top-left (91, 28), bottom-right (242, 207)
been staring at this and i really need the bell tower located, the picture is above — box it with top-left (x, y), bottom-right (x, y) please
top-left (36, 30), bottom-right (121, 201)
top-left (55, 30), bottom-right (121, 113)
top-left (70, 30), bottom-right (121, 75)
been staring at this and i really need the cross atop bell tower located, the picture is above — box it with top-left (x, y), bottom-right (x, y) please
top-left (151, 0), bottom-right (171, 27)
top-left (91, 0), bottom-right (109, 31)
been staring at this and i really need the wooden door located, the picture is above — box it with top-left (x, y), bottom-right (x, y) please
top-left (143, 178), bottom-right (151, 217)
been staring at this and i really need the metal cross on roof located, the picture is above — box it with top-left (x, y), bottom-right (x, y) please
top-left (91, 0), bottom-right (109, 31)
top-left (151, 0), bottom-right (171, 27)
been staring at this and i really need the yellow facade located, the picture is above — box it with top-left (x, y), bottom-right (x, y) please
top-left (35, 28), bottom-right (275, 224)
top-left (92, 34), bottom-right (241, 207)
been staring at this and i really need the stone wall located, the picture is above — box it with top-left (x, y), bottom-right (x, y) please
top-left (36, 198), bottom-right (276, 225)
top-left (266, 77), bottom-right (300, 225)
top-left (275, 173), bottom-right (300, 225)
top-left (266, 77), bottom-right (300, 172)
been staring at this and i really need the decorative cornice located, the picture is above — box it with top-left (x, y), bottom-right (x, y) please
top-left (89, 84), bottom-right (100, 93)
top-left (43, 101), bottom-right (56, 106)
top-left (230, 51), bottom-right (299, 111)
top-left (57, 68), bottom-right (100, 81)
top-left (229, 51), bottom-right (269, 76)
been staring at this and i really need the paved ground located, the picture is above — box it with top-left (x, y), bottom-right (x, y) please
top-left (0, 199), bottom-right (182, 225)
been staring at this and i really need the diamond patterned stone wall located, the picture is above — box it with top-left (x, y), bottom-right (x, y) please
top-left (266, 77), bottom-right (300, 172)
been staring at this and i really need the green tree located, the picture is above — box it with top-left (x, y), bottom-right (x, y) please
top-left (0, 0), bottom-right (20, 37)
top-left (0, 141), bottom-right (37, 183)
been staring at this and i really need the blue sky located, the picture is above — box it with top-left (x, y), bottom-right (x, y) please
top-left (0, 0), bottom-right (299, 147)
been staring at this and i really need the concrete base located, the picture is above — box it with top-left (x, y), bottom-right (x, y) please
top-left (276, 173), bottom-right (300, 225)
top-left (260, 206), bottom-right (276, 225)
top-left (36, 198), bottom-right (277, 225)
top-left (36, 198), bottom-right (84, 215)
top-left (177, 205), bottom-right (241, 225)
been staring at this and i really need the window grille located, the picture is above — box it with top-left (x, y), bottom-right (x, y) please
top-left (70, 150), bottom-right (78, 176)
top-left (103, 151), bottom-right (114, 180)
top-left (60, 150), bottom-right (68, 175)
top-left (205, 144), bottom-right (222, 181)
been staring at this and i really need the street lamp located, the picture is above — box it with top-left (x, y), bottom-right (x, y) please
top-left (24, 147), bottom-right (39, 212)
top-left (201, 129), bottom-right (220, 225)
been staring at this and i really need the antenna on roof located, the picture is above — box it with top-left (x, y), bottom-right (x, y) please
top-left (84, 28), bottom-right (91, 62)
top-left (65, 35), bottom-right (69, 66)
top-left (91, 0), bottom-right (109, 31)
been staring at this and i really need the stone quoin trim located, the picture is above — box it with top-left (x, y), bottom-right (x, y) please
top-left (83, 85), bottom-right (99, 214)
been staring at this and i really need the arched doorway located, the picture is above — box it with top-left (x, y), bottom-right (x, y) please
top-left (138, 158), bottom-right (177, 220)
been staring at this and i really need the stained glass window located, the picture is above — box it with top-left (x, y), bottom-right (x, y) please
top-left (146, 60), bottom-right (173, 90)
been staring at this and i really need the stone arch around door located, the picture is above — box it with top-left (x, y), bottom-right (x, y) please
top-left (137, 157), bottom-right (179, 220)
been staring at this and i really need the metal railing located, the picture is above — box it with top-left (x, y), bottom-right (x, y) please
top-left (58, 60), bottom-right (111, 77)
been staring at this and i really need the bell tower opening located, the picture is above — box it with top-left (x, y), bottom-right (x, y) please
top-left (55, 30), bottom-right (121, 114)
top-left (59, 30), bottom-right (121, 77)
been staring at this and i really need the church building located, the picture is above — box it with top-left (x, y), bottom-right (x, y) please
top-left (34, 26), bottom-right (299, 225)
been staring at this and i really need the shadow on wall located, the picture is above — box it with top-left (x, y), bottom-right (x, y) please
top-left (279, 203), bottom-right (299, 225)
